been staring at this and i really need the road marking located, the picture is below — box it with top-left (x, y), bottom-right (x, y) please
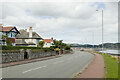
top-left (53, 60), bottom-right (64, 64)
top-left (22, 65), bottom-right (47, 74)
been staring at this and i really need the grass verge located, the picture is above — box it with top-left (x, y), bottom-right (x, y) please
top-left (96, 52), bottom-right (118, 78)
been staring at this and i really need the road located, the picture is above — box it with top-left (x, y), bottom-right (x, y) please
top-left (2, 51), bottom-right (94, 78)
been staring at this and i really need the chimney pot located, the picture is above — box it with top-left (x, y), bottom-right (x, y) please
top-left (0, 24), bottom-right (2, 26)
top-left (29, 27), bottom-right (32, 38)
top-left (25, 29), bottom-right (27, 32)
top-left (29, 27), bottom-right (32, 30)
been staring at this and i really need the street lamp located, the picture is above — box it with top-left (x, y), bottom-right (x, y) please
top-left (96, 9), bottom-right (104, 51)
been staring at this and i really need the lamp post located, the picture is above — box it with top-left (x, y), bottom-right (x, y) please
top-left (96, 9), bottom-right (104, 51)
top-left (92, 32), bottom-right (94, 49)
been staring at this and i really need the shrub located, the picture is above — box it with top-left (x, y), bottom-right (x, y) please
top-left (2, 46), bottom-right (41, 50)
top-left (2, 50), bottom-right (20, 53)
top-left (65, 46), bottom-right (71, 50)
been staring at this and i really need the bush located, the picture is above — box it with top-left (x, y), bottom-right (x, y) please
top-left (2, 46), bottom-right (41, 50)
top-left (65, 46), bottom-right (71, 50)
top-left (32, 49), bottom-right (44, 53)
top-left (2, 50), bottom-right (20, 53)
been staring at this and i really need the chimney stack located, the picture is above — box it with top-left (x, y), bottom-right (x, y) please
top-left (25, 29), bottom-right (27, 32)
top-left (0, 24), bottom-right (3, 31)
top-left (29, 27), bottom-right (32, 38)
top-left (0, 24), bottom-right (2, 27)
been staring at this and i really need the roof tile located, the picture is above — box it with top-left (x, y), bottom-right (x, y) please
top-left (43, 39), bottom-right (53, 43)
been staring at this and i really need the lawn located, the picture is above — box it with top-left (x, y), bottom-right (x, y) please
top-left (103, 54), bottom-right (118, 78)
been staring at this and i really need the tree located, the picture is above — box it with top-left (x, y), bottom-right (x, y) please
top-left (61, 43), bottom-right (67, 49)
top-left (53, 39), bottom-right (63, 48)
top-left (2, 35), bottom-right (8, 40)
top-left (6, 39), bottom-right (12, 46)
top-left (65, 46), bottom-right (71, 50)
top-left (39, 41), bottom-right (45, 48)
top-left (2, 35), bottom-right (12, 46)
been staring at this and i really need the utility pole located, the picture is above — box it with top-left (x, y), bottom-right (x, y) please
top-left (96, 9), bottom-right (104, 51)
top-left (92, 32), bottom-right (94, 49)
top-left (102, 10), bottom-right (104, 51)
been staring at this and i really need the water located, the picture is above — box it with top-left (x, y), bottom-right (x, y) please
top-left (99, 50), bottom-right (119, 54)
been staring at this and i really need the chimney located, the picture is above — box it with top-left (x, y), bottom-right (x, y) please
top-left (0, 24), bottom-right (3, 31)
top-left (29, 27), bottom-right (32, 38)
top-left (0, 24), bottom-right (2, 26)
top-left (25, 29), bottom-right (27, 32)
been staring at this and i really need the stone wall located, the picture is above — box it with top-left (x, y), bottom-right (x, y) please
top-left (27, 49), bottom-right (56, 59)
top-left (59, 50), bottom-right (74, 54)
top-left (2, 49), bottom-right (56, 63)
top-left (2, 49), bottom-right (24, 63)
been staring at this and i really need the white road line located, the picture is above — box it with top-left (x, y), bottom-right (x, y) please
top-left (53, 60), bottom-right (64, 64)
top-left (22, 65), bottom-right (47, 74)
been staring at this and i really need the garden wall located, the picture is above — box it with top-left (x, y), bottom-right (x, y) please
top-left (2, 49), bottom-right (56, 63)
top-left (2, 49), bottom-right (24, 63)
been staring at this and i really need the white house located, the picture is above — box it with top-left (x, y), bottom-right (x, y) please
top-left (43, 39), bottom-right (54, 47)
top-left (15, 27), bottom-right (42, 47)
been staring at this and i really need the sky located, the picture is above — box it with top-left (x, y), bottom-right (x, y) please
top-left (0, 0), bottom-right (119, 45)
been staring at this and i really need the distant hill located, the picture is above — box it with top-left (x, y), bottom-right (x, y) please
top-left (70, 43), bottom-right (120, 49)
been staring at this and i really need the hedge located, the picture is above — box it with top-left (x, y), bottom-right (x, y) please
top-left (2, 46), bottom-right (41, 50)
top-left (1, 50), bottom-right (20, 53)
top-left (1, 46), bottom-right (54, 50)
top-left (1, 46), bottom-right (55, 54)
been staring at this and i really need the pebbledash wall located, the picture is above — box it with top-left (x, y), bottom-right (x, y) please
top-left (2, 49), bottom-right (56, 63)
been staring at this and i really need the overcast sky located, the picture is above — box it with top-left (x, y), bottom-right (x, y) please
top-left (0, 0), bottom-right (119, 45)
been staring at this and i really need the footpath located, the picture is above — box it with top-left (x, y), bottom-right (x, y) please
top-left (77, 52), bottom-right (105, 78)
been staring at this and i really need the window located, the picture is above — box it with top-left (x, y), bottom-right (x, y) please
top-left (11, 32), bottom-right (12, 37)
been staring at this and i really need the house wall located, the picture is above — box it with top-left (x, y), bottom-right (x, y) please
top-left (15, 39), bottom-right (41, 47)
top-left (0, 32), bottom-right (2, 39)
top-left (2, 31), bottom-right (16, 46)
top-left (7, 32), bottom-right (15, 38)
top-left (43, 42), bottom-right (53, 47)
top-left (25, 39), bottom-right (38, 47)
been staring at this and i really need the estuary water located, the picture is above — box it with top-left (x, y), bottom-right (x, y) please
top-left (99, 50), bottom-right (119, 54)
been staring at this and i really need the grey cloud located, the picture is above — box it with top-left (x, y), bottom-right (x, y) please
top-left (0, 2), bottom-right (118, 44)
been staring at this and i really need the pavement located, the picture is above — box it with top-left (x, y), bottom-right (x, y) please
top-left (2, 51), bottom-right (94, 78)
top-left (77, 52), bottom-right (105, 78)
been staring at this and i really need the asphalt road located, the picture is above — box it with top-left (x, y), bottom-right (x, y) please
top-left (2, 51), bottom-right (94, 78)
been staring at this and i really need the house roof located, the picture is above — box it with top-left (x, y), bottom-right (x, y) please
top-left (43, 39), bottom-right (53, 43)
top-left (3, 27), bottom-right (14, 32)
top-left (0, 26), bottom-right (19, 33)
top-left (16, 29), bottom-right (42, 39)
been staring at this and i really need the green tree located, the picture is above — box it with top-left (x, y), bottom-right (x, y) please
top-left (6, 39), bottom-right (12, 46)
top-left (2, 35), bottom-right (12, 46)
top-left (39, 41), bottom-right (45, 49)
top-left (2, 35), bottom-right (8, 40)
top-left (65, 46), bottom-right (71, 50)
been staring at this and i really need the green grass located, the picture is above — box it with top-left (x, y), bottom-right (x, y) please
top-left (103, 54), bottom-right (118, 78)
